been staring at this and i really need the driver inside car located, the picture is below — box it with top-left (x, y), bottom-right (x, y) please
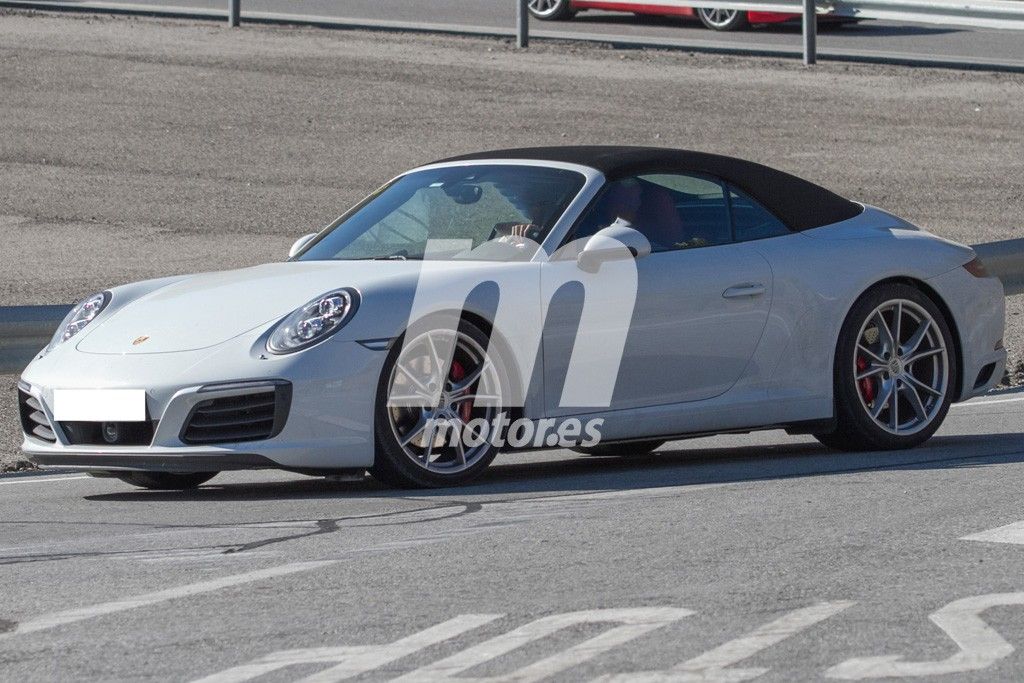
top-left (490, 183), bottom-right (564, 250)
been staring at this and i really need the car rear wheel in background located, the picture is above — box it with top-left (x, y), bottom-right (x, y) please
top-left (815, 283), bottom-right (957, 452)
top-left (697, 8), bottom-right (750, 30)
top-left (528, 0), bottom-right (576, 20)
top-left (573, 440), bottom-right (665, 457)
top-left (370, 320), bottom-right (511, 488)
top-left (113, 471), bottom-right (218, 490)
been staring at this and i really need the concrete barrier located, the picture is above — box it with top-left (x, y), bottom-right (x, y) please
top-left (974, 237), bottom-right (1024, 297)
top-left (0, 305), bottom-right (71, 374)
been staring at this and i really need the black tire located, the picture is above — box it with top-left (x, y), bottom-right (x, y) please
top-left (821, 18), bottom-right (862, 30)
top-left (697, 8), bottom-right (749, 31)
top-left (814, 283), bottom-right (957, 452)
top-left (114, 471), bottom-right (218, 490)
top-left (527, 0), bottom-right (576, 20)
top-left (370, 319), bottom-right (512, 489)
top-left (573, 440), bottom-right (665, 457)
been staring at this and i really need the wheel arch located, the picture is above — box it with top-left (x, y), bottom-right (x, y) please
top-left (839, 276), bottom-right (964, 402)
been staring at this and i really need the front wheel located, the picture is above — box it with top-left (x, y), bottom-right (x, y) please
top-left (528, 0), bottom-right (576, 20)
top-left (113, 471), bottom-right (218, 490)
top-left (370, 320), bottom-right (511, 488)
top-left (697, 8), bottom-right (749, 30)
top-left (815, 284), bottom-right (957, 452)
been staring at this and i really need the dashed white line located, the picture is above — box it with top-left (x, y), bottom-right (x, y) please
top-left (595, 601), bottom-right (854, 682)
top-left (0, 560), bottom-right (337, 642)
top-left (392, 608), bottom-right (693, 683)
top-left (0, 475), bottom-right (90, 486)
top-left (961, 521), bottom-right (1024, 546)
top-left (952, 396), bottom-right (1024, 408)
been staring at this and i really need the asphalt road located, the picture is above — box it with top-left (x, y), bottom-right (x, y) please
top-left (19, 0), bottom-right (1024, 67)
top-left (1, 389), bottom-right (1023, 680)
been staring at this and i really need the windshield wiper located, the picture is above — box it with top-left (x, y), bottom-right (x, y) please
top-left (349, 250), bottom-right (415, 261)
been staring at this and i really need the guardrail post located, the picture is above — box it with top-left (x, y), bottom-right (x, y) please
top-left (228, 0), bottom-right (239, 27)
top-left (802, 0), bottom-right (817, 65)
top-left (517, 0), bottom-right (529, 48)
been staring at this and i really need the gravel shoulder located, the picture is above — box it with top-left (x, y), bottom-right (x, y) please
top-left (1, 10), bottom-right (1021, 469)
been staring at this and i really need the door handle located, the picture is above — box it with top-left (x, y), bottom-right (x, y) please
top-left (722, 283), bottom-right (766, 299)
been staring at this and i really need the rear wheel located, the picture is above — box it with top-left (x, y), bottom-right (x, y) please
top-left (114, 471), bottom-right (218, 490)
top-left (528, 0), bottom-right (576, 20)
top-left (697, 8), bottom-right (749, 30)
top-left (573, 440), bottom-right (665, 457)
top-left (815, 284), bottom-right (956, 451)
top-left (370, 320), bottom-right (510, 488)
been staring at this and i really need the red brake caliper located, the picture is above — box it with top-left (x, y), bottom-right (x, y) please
top-left (856, 355), bottom-right (876, 404)
top-left (449, 360), bottom-right (473, 422)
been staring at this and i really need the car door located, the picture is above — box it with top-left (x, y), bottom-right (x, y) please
top-left (541, 173), bottom-right (773, 416)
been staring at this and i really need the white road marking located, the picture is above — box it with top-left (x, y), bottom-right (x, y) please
top-left (952, 396), bottom-right (1024, 408)
top-left (0, 475), bottom-right (90, 486)
top-left (826, 592), bottom-right (1024, 679)
top-left (961, 521), bottom-right (1024, 546)
top-left (0, 560), bottom-right (336, 642)
top-left (595, 601), bottom-right (854, 682)
top-left (392, 607), bottom-right (693, 683)
top-left (192, 614), bottom-right (502, 683)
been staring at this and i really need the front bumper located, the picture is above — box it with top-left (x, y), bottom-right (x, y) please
top-left (25, 449), bottom-right (277, 473)
top-left (19, 335), bottom-right (387, 472)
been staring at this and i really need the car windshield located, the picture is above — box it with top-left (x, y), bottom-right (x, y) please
top-left (297, 165), bottom-right (587, 262)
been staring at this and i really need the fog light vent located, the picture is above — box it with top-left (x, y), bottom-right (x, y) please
top-left (18, 389), bottom-right (56, 443)
top-left (181, 383), bottom-right (291, 445)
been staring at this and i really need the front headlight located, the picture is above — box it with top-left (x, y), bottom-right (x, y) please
top-left (46, 291), bottom-right (110, 353)
top-left (267, 288), bottom-right (359, 354)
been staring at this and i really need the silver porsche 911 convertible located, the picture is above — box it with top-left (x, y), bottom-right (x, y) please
top-left (19, 147), bottom-right (1006, 489)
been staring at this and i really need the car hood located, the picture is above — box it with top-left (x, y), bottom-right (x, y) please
top-left (76, 261), bottom-right (429, 354)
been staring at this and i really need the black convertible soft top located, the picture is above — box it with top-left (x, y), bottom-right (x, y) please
top-left (436, 146), bottom-right (862, 232)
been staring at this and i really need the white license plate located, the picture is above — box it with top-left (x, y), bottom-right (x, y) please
top-left (52, 389), bottom-right (147, 422)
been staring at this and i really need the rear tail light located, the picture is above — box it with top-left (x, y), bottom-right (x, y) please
top-left (963, 256), bottom-right (991, 278)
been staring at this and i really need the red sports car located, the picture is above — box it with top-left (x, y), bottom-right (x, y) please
top-left (528, 0), bottom-right (841, 31)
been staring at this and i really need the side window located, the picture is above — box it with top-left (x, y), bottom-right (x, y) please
top-left (641, 174), bottom-right (730, 250)
top-left (728, 185), bottom-right (790, 242)
top-left (569, 174), bottom-right (731, 252)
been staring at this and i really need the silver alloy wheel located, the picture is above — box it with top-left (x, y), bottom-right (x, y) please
top-left (698, 7), bottom-right (741, 28)
top-left (386, 329), bottom-right (503, 474)
top-left (853, 299), bottom-right (949, 436)
top-left (528, 0), bottom-right (565, 18)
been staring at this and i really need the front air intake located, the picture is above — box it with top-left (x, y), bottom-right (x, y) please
top-left (18, 388), bottom-right (57, 443)
top-left (180, 382), bottom-right (291, 445)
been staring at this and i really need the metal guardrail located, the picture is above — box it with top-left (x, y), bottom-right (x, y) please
top-left (975, 238), bottom-right (1024, 298)
top-left (6, 0), bottom-right (1024, 69)
top-left (1, 239), bottom-right (1021, 374)
top-left (0, 305), bottom-right (70, 374)
top-left (569, 0), bottom-right (1024, 28)
top-left (508, 0), bottom-right (1024, 65)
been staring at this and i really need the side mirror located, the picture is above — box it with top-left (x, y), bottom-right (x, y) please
top-left (288, 233), bottom-right (317, 259)
top-left (576, 225), bottom-right (651, 273)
